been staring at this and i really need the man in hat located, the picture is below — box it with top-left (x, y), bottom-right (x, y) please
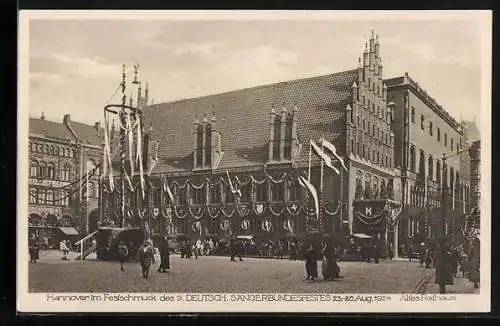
top-left (137, 240), bottom-right (155, 279)
top-left (117, 240), bottom-right (129, 272)
top-left (157, 235), bottom-right (170, 273)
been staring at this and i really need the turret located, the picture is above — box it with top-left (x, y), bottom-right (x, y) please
top-left (352, 81), bottom-right (358, 102)
top-left (363, 43), bottom-right (369, 82)
top-left (369, 30), bottom-right (375, 70)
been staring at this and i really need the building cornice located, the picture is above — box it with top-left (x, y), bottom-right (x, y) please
top-left (385, 74), bottom-right (463, 134)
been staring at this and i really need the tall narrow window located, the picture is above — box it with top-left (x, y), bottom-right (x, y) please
top-left (429, 121), bottom-right (433, 136)
top-left (30, 188), bottom-right (37, 204)
top-left (436, 160), bottom-right (441, 185)
top-left (205, 124), bottom-right (212, 168)
top-left (428, 156), bottom-right (434, 180)
top-left (411, 107), bottom-right (415, 123)
top-left (288, 180), bottom-right (298, 201)
top-left (451, 138), bottom-right (454, 151)
top-left (284, 118), bottom-right (292, 160)
top-left (47, 163), bottom-right (55, 179)
top-left (195, 125), bottom-right (203, 168)
top-left (30, 161), bottom-right (38, 177)
top-left (444, 133), bottom-right (448, 146)
top-left (272, 115), bottom-right (281, 161)
top-left (209, 184), bottom-right (221, 205)
top-left (409, 146), bottom-right (416, 172)
top-left (46, 190), bottom-right (53, 204)
top-left (420, 114), bottom-right (425, 130)
top-left (240, 183), bottom-right (251, 203)
top-left (271, 182), bottom-right (284, 202)
top-left (255, 182), bottom-right (268, 202)
top-left (437, 128), bottom-right (441, 141)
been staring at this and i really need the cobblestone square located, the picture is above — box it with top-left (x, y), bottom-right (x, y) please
top-left (30, 252), bottom-right (440, 294)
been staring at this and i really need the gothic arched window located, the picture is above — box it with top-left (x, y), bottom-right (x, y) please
top-left (30, 188), bottom-right (37, 204)
top-left (39, 162), bottom-right (47, 178)
top-left (436, 160), bottom-right (441, 185)
top-left (195, 125), bottom-right (203, 168)
top-left (30, 161), bottom-right (38, 177)
top-left (47, 163), bottom-right (55, 179)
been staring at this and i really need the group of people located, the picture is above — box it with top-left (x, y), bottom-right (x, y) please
top-left (417, 236), bottom-right (481, 294)
top-left (116, 236), bottom-right (171, 278)
top-left (304, 242), bottom-right (342, 281)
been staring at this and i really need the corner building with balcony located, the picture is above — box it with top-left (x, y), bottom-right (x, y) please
top-left (386, 74), bottom-right (472, 249)
top-left (28, 114), bottom-right (103, 248)
top-left (102, 31), bottom-right (401, 251)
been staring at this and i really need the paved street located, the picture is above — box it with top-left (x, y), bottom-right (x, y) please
top-left (29, 251), bottom-right (434, 293)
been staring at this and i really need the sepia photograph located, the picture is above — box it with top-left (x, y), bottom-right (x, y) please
top-left (17, 10), bottom-right (491, 313)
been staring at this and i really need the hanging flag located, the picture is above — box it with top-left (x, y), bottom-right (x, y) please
top-left (310, 140), bottom-right (340, 175)
top-left (226, 171), bottom-right (241, 197)
top-left (298, 176), bottom-right (319, 220)
top-left (320, 138), bottom-right (348, 172)
top-left (127, 112), bottom-right (135, 176)
top-left (103, 112), bottom-right (115, 190)
top-left (135, 116), bottom-right (145, 199)
top-left (162, 175), bottom-right (175, 205)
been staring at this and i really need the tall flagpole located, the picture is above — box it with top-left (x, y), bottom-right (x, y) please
top-left (308, 141), bottom-right (312, 182)
top-left (320, 135), bottom-right (324, 193)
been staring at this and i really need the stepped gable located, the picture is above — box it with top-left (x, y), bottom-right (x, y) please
top-left (142, 69), bottom-right (358, 174)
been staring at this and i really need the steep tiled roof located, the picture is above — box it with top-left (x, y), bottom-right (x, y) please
top-left (70, 121), bottom-right (103, 146)
top-left (29, 118), bottom-right (74, 141)
top-left (142, 69), bottom-right (358, 174)
top-left (29, 117), bottom-right (103, 146)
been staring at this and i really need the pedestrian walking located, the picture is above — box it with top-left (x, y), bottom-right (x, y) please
top-left (29, 234), bottom-right (39, 263)
top-left (117, 240), bottom-right (129, 272)
top-left (467, 237), bottom-right (480, 289)
top-left (230, 238), bottom-right (244, 262)
top-left (158, 235), bottom-right (170, 273)
top-left (137, 240), bottom-right (155, 279)
top-left (424, 247), bottom-right (432, 268)
top-left (434, 237), bottom-right (454, 294)
top-left (321, 242), bottom-right (340, 281)
top-left (60, 240), bottom-right (69, 260)
top-left (304, 244), bottom-right (318, 280)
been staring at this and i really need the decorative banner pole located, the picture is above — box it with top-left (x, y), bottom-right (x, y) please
top-left (120, 64), bottom-right (127, 228)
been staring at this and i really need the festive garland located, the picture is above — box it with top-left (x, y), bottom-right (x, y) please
top-left (324, 201), bottom-right (342, 216)
top-left (207, 206), bottom-right (220, 219)
top-left (269, 203), bottom-right (285, 216)
top-left (189, 206), bottom-right (206, 219)
top-left (220, 205), bottom-right (236, 218)
top-left (355, 213), bottom-right (385, 225)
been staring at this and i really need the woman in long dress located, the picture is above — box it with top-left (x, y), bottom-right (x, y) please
top-left (322, 243), bottom-right (340, 281)
top-left (304, 244), bottom-right (318, 280)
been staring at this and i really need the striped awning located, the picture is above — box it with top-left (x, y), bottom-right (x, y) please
top-left (58, 227), bottom-right (79, 236)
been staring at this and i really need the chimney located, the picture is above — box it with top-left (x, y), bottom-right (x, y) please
top-left (95, 122), bottom-right (100, 131)
top-left (41, 112), bottom-right (45, 120)
top-left (63, 114), bottom-right (71, 126)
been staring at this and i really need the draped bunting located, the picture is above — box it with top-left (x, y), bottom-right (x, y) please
top-left (104, 171), bottom-right (352, 223)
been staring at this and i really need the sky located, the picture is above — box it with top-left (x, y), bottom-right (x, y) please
top-left (25, 12), bottom-right (488, 127)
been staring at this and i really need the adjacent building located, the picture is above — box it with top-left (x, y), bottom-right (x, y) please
top-left (28, 114), bottom-right (103, 248)
top-left (386, 74), bottom-right (471, 246)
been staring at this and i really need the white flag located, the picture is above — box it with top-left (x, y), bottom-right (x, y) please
top-left (162, 175), bottom-right (175, 205)
top-left (298, 176), bottom-right (319, 220)
top-left (135, 116), bottom-right (145, 199)
top-left (226, 171), bottom-right (241, 197)
top-left (310, 140), bottom-right (340, 175)
top-left (320, 138), bottom-right (348, 172)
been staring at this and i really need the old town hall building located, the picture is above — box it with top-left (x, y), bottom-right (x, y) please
top-left (102, 31), bottom-right (402, 252)
top-left (100, 31), bottom-right (476, 255)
